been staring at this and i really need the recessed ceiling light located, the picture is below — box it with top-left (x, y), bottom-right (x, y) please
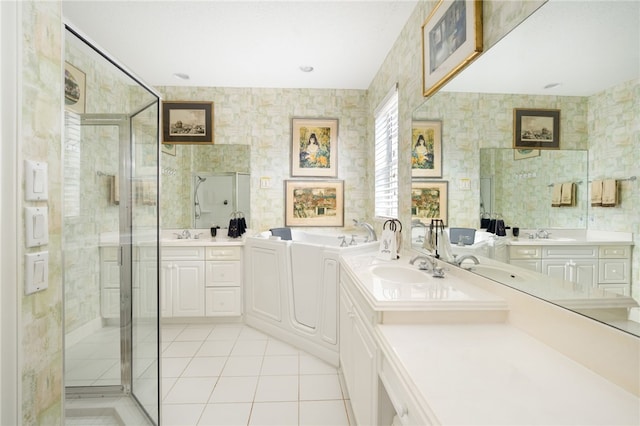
top-left (543, 82), bottom-right (561, 89)
top-left (173, 72), bottom-right (190, 80)
top-left (299, 66), bottom-right (314, 73)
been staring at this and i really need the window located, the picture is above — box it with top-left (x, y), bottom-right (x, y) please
top-left (374, 84), bottom-right (399, 219)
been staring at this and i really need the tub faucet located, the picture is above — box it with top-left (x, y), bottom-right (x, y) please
top-left (455, 254), bottom-right (480, 267)
top-left (353, 219), bottom-right (377, 242)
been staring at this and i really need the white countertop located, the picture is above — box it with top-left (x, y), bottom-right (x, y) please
top-left (377, 323), bottom-right (640, 425)
top-left (340, 251), bottom-right (507, 312)
top-left (507, 229), bottom-right (633, 246)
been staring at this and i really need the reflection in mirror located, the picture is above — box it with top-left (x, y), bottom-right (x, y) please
top-left (161, 144), bottom-right (250, 229)
top-left (480, 148), bottom-right (588, 230)
top-left (193, 172), bottom-right (250, 229)
top-left (410, 0), bottom-right (639, 337)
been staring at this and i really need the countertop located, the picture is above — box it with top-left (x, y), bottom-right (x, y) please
top-left (376, 323), bottom-right (640, 425)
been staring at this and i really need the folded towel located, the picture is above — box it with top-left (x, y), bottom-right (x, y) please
top-left (551, 183), bottom-right (562, 207)
top-left (110, 175), bottom-right (119, 205)
top-left (602, 179), bottom-right (618, 206)
top-left (561, 182), bottom-right (575, 206)
top-left (590, 180), bottom-right (603, 206)
top-left (270, 227), bottom-right (292, 240)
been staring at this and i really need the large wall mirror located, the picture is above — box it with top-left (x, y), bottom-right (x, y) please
top-left (411, 0), bottom-right (639, 337)
top-left (161, 143), bottom-right (250, 229)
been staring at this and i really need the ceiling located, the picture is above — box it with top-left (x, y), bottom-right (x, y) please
top-left (442, 0), bottom-right (640, 96)
top-left (62, 0), bottom-right (418, 90)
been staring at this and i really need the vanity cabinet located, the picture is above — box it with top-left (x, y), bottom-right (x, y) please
top-left (100, 246), bottom-right (120, 319)
top-left (509, 244), bottom-right (631, 294)
top-left (161, 246), bottom-right (205, 317)
top-left (205, 246), bottom-right (242, 316)
top-left (339, 273), bottom-right (378, 426)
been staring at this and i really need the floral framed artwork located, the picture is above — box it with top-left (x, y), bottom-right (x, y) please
top-left (514, 148), bottom-right (540, 160)
top-left (64, 62), bottom-right (86, 114)
top-left (513, 108), bottom-right (560, 150)
top-left (411, 120), bottom-right (442, 177)
top-left (291, 118), bottom-right (338, 177)
top-left (422, 0), bottom-right (483, 97)
top-left (284, 180), bottom-right (344, 227)
top-left (411, 180), bottom-right (449, 226)
top-left (162, 101), bottom-right (214, 144)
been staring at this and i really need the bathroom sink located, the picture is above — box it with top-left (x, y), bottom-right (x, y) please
top-left (370, 265), bottom-right (428, 283)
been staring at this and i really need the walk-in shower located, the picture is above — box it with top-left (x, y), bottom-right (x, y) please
top-left (63, 27), bottom-right (160, 425)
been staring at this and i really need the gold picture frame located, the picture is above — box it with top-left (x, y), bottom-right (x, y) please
top-left (421, 0), bottom-right (483, 97)
top-left (284, 180), bottom-right (344, 227)
top-left (162, 101), bottom-right (214, 144)
top-left (291, 118), bottom-right (338, 177)
top-left (411, 180), bottom-right (449, 226)
top-left (411, 120), bottom-right (442, 177)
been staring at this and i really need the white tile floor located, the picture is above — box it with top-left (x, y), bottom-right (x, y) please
top-left (161, 323), bottom-right (352, 426)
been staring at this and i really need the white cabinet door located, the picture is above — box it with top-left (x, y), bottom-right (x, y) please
top-left (542, 259), bottom-right (597, 288)
top-left (173, 260), bottom-right (205, 317)
top-left (339, 285), bottom-right (377, 426)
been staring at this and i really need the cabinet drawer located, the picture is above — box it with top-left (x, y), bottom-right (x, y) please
top-left (206, 246), bottom-right (241, 261)
top-left (162, 246), bottom-right (205, 261)
top-left (379, 355), bottom-right (431, 426)
top-left (205, 287), bottom-right (242, 316)
top-left (509, 246), bottom-right (541, 260)
top-left (542, 246), bottom-right (597, 259)
top-left (206, 261), bottom-right (241, 287)
top-left (598, 259), bottom-right (630, 284)
top-left (599, 245), bottom-right (631, 259)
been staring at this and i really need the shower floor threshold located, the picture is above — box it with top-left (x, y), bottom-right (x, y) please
top-left (65, 396), bottom-right (152, 426)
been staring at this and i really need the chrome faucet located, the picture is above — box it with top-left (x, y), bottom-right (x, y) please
top-left (181, 229), bottom-right (191, 239)
top-left (353, 219), bottom-right (377, 242)
top-left (536, 228), bottom-right (550, 239)
top-left (409, 255), bottom-right (437, 271)
top-left (455, 254), bottom-right (480, 267)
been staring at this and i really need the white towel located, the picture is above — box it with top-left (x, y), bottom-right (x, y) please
top-left (590, 180), bottom-right (603, 206)
top-left (378, 229), bottom-right (397, 260)
top-left (602, 179), bottom-right (618, 206)
top-left (551, 183), bottom-right (562, 207)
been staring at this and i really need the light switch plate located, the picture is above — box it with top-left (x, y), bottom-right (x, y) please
top-left (25, 207), bottom-right (48, 247)
top-left (25, 160), bottom-right (48, 201)
top-left (25, 251), bottom-right (48, 295)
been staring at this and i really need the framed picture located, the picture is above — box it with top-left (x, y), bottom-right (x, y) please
top-left (64, 62), bottom-right (86, 114)
top-left (421, 0), bottom-right (483, 97)
top-left (284, 180), bottom-right (344, 227)
top-left (411, 180), bottom-right (448, 226)
top-left (411, 120), bottom-right (442, 177)
top-left (513, 108), bottom-right (560, 150)
top-left (162, 101), bottom-right (214, 144)
top-left (291, 118), bottom-right (338, 177)
top-left (514, 148), bottom-right (540, 160)
top-left (161, 143), bottom-right (177, 156)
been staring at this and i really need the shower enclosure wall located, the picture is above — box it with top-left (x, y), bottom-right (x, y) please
top-left (63, 27), bottom-right (160, 425)
top-left (193, 172), bottom-right (250, 229)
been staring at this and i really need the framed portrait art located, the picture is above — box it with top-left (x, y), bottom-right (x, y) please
top-left (284, 180), bottom-right (344, 227)
top-left (291, 118), bottom-right (338, 177)
top-left (162, 101), bottom-right (214, 144)
top-left (411, 120), bottom-right (442, 177)
top-left (411, 181), bottom-right (448, 226)
top-left (421, 0), bottom-right (483, 97)
top-left (513, 108), bottom-right (560, 150)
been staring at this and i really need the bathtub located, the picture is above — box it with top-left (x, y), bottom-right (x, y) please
top-left (244, 230), bottom-right (378, 365)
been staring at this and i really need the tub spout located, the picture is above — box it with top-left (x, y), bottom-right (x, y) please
top-left (353, 219), bottom-right (377, 242)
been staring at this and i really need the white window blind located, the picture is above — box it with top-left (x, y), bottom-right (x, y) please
top-left (374, 84), bottom-right (399, 219)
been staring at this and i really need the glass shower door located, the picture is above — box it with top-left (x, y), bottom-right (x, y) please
top-left (130, 102), bottom-right (160, 422)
